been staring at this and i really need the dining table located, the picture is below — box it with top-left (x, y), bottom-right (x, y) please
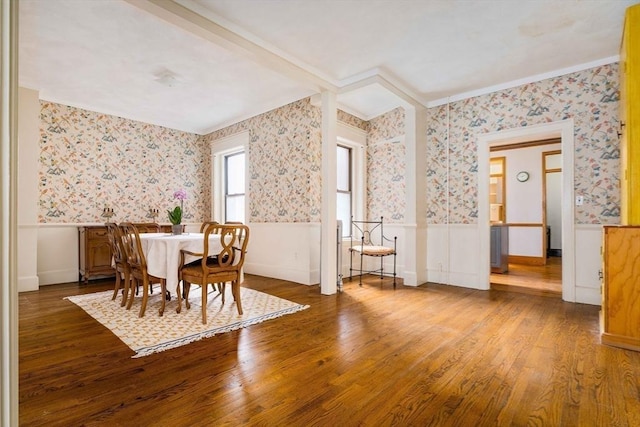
top-left (138, 232), bottom-right (222, 310)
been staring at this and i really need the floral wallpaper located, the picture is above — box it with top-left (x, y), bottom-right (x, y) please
top-left (425, 64), bottom-right (620, 225)
top-left (39, 102), bottom-right (210, 223)
top-left (367, 107), bottom-right (406, 222)
top-left (39, 63), bottom-right (619, 227)
top-left (337, 109), bottom-right (369, 131)
top-left (204, 98), bottom-right (323, 223)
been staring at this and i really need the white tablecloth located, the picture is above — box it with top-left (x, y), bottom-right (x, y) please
top-left (138, 233), bottom-right (222, 291)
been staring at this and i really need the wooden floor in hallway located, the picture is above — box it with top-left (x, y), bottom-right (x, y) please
top-left (490, 256), bottom-right (562, 297)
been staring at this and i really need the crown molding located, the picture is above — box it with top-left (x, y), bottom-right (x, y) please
top-left (427, 56), bottom-right (620, 107)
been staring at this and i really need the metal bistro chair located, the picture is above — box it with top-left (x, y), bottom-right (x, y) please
top-left (349, 217), bottom-right (397, 288)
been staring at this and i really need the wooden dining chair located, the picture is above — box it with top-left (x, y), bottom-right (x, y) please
top-left (200, 221), bottom-right (219, 233)
top-left (224, 221), bottom-right (245, 242)
top-left (106, 222), bottom-right (132, 307)
top-left (179, 223), bottom-right (250, 324)
top-left (181, 221), bottom-right (223, 297)
top-left (120, 222), bottom-right (168, 317)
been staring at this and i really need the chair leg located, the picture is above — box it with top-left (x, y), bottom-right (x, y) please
top-left (112, 271), bottom-right (122, 301)
top-left (201, 281), bottom-right (208, 324)
top-left (393, 253), bottom-right (397, 289)
top-left (158, 279), bottom-right (167, 316)
top-left (359, 252), bottom-right (363, 286)
top-left (121, 271), bottom-right (131, 307)
top-left (126, 277), bottom-right (138, 310)
top-left (232, 280), bottom-right (243, 315)
top-left (184, 281), bottom-right (191, 310)
top-left (349, 248), bottom-right (353, 281)
top-left (139, 279), bottom-right (149, 318)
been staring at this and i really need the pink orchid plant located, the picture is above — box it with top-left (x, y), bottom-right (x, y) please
top-left (168, 188), bottom-right (187, 225)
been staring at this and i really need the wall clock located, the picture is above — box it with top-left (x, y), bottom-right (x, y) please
top-left (517, 171), bottom-right (530, 182)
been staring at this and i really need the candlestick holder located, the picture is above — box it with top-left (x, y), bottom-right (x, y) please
top-left (101, 207), bottom-right (115, 219)
top-left (148, 208), bottom-right (159, 220)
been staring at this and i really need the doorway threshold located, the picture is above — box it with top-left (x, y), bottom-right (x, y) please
top-left (490, 282), bottom-right (561, 298)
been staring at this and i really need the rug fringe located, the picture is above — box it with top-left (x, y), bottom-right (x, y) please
top-left (132, 304), bottom-right (310, 358)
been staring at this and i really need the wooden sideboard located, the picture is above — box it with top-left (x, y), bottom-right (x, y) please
top-left (601, 225), bottom-right (640, 351)
top-left (79, 226), bottom-right (115, 282)
top-left (78, 224), bottom-right (173, 282)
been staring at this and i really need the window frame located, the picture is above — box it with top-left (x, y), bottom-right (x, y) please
top-left (337, 123), bottom-right (366, 239)
top-left (211, 131), bottom-right (249, 224)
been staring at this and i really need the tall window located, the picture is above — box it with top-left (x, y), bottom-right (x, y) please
top-left (225, 151), bottom-right (245, 222)
top-left (337, 144), bottom-right (352, 237)
top-left (211, 131), bottom-right (248, 224)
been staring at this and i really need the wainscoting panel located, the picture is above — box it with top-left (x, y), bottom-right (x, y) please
top-left (19, 225), bottom-right (39, 292)
top-left (575, 224), bottom-right (604, 306)
top-left (426, 224), bottom-right (484, 290)
top-left (37, 225), bottom-right (80, 286)
top-left (33, 221), bottom-right (604, 306)
top-left (243, 222), bottom-right (321, 286)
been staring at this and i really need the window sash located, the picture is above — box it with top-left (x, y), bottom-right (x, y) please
top-left (224, 151), bottom-right (245, 222)
top-left (337, 144), bottom-right (352, 237)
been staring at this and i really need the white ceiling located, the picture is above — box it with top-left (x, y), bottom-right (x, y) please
top-left (19, 0), bottom-right (636, 135)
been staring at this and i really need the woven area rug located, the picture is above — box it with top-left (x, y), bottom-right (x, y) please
top-left (65, 287), bottom-right (309, 358)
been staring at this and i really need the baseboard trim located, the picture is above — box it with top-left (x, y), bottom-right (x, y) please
top-left (39, 269), bottom-right (80, 286)
top-left (508, 255), bottom-right (545, 266)
top-left (18, 275), bottom-right (40, 292)
top-left (547, 249), bottom-right (562, 257)
top-left (601, 332), bottom-right (640, 352)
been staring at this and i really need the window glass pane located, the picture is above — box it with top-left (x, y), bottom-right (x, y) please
top-left (226, 153), bottom-right (245, 195)
top-left (489, 158), bottom-right (503, 175)
top-left (337, 193), bottom-right (351, 237)
top-left (226, 195), bottom-right (245, 222)
top-left (337, 146), bottom-right (350, 191)
top-left (546, 153), bottom-right (561, 169)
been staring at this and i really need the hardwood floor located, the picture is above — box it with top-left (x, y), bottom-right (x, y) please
top-left (19, 274), bottom-right (640, 426)
top-left (490, 256), bottom-right (562, 297)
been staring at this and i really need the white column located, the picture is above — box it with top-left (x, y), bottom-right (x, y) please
top-left (403, 104), bottom-right (428, 286)
top-left (320, 91), bottom-right (337, 295)
top-left (18, 87), bottom-right (40, 291)
top-left (1, 0), bottom-right (20, 424)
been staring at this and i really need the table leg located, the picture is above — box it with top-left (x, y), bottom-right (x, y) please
top-left (175, 281), bottom-right (183, 314)
top-left (158, 279), bottom-right (167, 316)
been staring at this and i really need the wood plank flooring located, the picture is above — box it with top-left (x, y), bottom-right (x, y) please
top-left (19, 274), bottom-right (640, 426)
top-left (490, 256), bottom-right (562, 297)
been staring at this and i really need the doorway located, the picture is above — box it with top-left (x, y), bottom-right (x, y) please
top-left (477, 119), bottom-right (576, 302)
top-left (488, 142), bottom-right (562, 296)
